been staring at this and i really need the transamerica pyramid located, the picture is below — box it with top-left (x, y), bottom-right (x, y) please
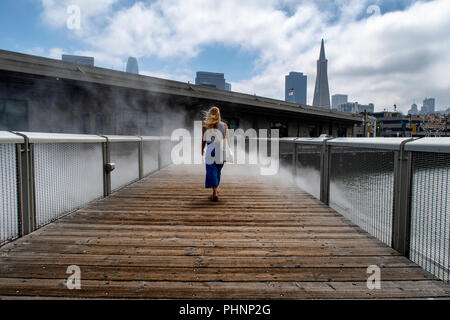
top-left (313, 39), bottom-right (331, 109)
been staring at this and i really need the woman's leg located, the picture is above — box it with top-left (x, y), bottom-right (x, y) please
top-left (216, 164), bottom-right (224, 195)
top-left (206, 163), bottom-right (220, 200)
top-left (214, 164), bottom-right (224, 199)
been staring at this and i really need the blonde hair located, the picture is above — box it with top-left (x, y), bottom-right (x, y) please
top-left (203, 106), bottom-right (221, 129)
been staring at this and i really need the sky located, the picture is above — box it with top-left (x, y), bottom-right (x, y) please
top-left (0, 0), bottom-right (449, 113)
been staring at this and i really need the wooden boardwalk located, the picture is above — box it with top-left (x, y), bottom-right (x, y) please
top-left (0, 165), bottom-right (449, 299)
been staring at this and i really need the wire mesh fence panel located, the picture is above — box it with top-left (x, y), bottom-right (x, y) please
top-left (329, 147), bottom-right (395, 245)
top-left (0, 144), bottom-right (19, 246)
top-left (143, 141), bottom-right (159, 176)
top-left (34, 143), bottom-right (104, 228)
top-left (296, 144), bottom-right (322, 199)
top-left (159, 140), bottom-right (174, 168)
top-left (110, 142), bottom-right (139, 192)
top-left (410, 152), bottom-right (449, 282)
top-left (279, 142), bottom-right (294, 169)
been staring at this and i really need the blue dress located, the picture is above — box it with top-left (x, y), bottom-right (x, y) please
top-left (205, 122), bottom-right (226, 189)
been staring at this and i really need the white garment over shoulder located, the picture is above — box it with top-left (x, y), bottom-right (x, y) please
top-left (205, 122), bottom-right (226, 165)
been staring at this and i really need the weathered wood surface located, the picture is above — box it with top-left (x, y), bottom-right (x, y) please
top-left (0, 165), bottom-right (449, 299)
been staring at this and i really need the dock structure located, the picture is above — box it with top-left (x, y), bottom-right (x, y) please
top-left (1, 165), bottom-right (449, 299)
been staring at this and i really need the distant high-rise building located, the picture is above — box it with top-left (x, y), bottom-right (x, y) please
top-left (421, 98), bottom-right (436, 114)
top-left (285, 72), bottom-right (307, 104)
top-left (126, 57), bottom-right (139, 74)
top-left (313, 39), bottom-right (331, 109)
top-left (339, 102), bottom-right (359, 113)
top-left (338, 102), bottom-right (374, 114)
top-left (358, 103), bottom-right (375, 113)
top-left (62, 54), bottom-right (94, 66)
top-left (408, 104), bottom-right (419, 115)
top-left (332, 94), bottom-right (348, 110)
top-left (195, 72), bottom-right (231, 91)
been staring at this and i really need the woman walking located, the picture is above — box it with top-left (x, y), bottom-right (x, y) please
top-left (201, 106), bottom-right (230, 202)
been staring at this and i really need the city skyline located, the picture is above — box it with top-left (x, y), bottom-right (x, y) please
top-left (1, 0), bottom-right (449, 113)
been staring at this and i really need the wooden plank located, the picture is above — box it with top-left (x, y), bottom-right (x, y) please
top-left (0, 253), bottom-right (418, 268)
top-left (3, 243), bottom-right (400, 257)
top-left (4, 237), bottom-right (388, 249)
top-left (0, 278), bottom-right (449, 299)
top-left (0, 265), bottom-right (434, 282)
top-left (47, 223), bottom-right (360, 233)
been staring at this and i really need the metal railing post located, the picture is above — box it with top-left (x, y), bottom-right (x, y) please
top-left (15, 135), bottom-right (36, 236)
top-left (292, 142), bottom-right (298, 178)
top-left (138, 138), bottom-right (144, 179)
top-left (102, 138), bottom-right (112, 197)
top-left (158, 139), bottom-right (162, 170)
top-left (320, 139), bottom-right (334, 205)
top-left (392, 139), bottom-right (415, 256)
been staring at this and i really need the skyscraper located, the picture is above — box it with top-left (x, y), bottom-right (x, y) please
top-left (285, 72), bottom-right (307, 104)
top-left (313, 39), bottom-right (331, 109)
top-left (421, 98), bottom-right (435, 114)
top-left (408, 104), bottom-right (419, 115)
top-left (195, 72), bottom-right (231, 91)
top-left (126, 57), bottom-right (139, 74)
top-left (62, 54), bottom-right (94, 66)
top-left (332, 94), bottom-right (348, 110)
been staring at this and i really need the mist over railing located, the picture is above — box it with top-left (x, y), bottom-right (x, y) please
top-left (0, 131), bottom-right (175, 246)
top-left (279, 137), bottom-right (450, 283)
top-left (1, 131), bottom-right (449, 283)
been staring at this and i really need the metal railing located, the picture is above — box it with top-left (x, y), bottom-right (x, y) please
top-left (0, 131), bottom-right (173, 246)
top-left (280, 137), bottom-right (450, 283)
top-left (405, 139), bottom-right (450, 282)
top-left (1, 131), bottom-right (448, 283)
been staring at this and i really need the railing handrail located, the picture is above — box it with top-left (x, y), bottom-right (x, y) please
top-left (404, 137), bottom-right (450, 153)
top-left (13, 132), bottom-right (107, 144)
top-left (101, 135), bottom-right (142, 142)
top-left (326, 137), bottom-right (417, 151)
top-left (278, 137), bottom-right (450, 154)
top-left (0, 131), bottom-right (25, 144)
top-left (4, 131), bottom-right (450, 154)
top-left (141, 136), bottom-right (161, 142)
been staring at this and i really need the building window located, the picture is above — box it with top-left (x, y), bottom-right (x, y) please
top-left (81, 113), bottom-right (90, 133)
top-left (223, 118), bottom-right (240, 130)
top-left (271, 121), bottom-right (289, 138)
top-left (0, 99), bottom-right (29, 131)
top-left (95, 114), bottom-right (105, 134)
top-left (117, 111), bottom-right (138, 135)
top-left (338, 127), bottom-right (347, 137)
top-left (308, 125), bottom-right (322, 138)
top-left (144, 112), bottom-right (163, 135)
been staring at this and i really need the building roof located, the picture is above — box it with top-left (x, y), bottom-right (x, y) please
top-left (0, 49), bottom-right (362, 123)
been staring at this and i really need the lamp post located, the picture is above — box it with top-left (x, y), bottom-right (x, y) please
top-left (409, 114), bottom-right (412, 137)
top-left (445, 115), bottom-right (448, 137)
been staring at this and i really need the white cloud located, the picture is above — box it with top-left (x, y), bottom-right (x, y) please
top-left (39, 0), bottom-right (450, 111)
top-left (141, 70), bottom-right (192, 83)
top-left (41, 0), bottom-right (117, 33)
top-left (73, 50), bottom-right (124, 70)
top-left (48, 47), bottom-right (66, 59)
